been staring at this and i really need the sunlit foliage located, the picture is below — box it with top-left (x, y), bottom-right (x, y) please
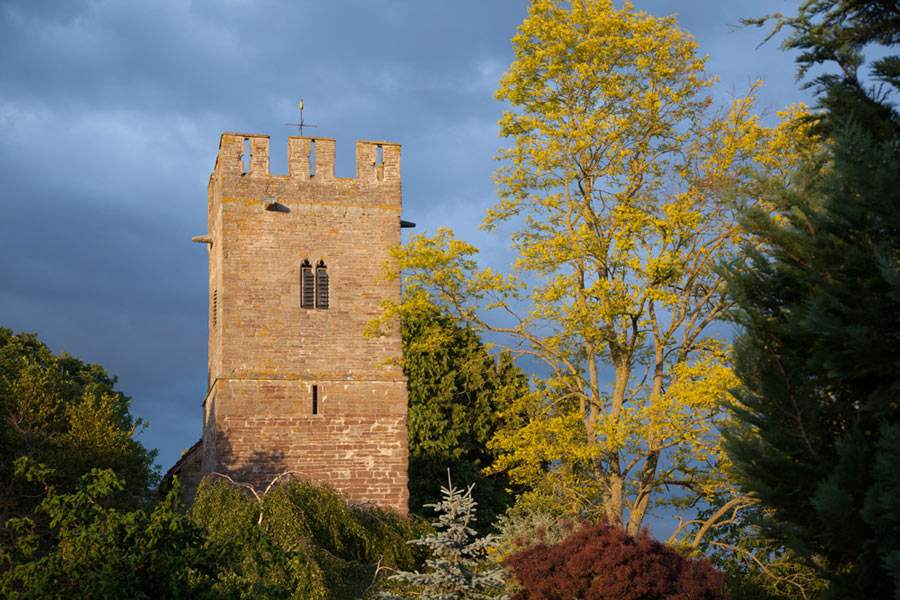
top-left (1, 465), bottom-right (431, 600)
top-left (372, 0), bottom-right (810, 540)
top-left (378, 478), bottom-right (507, 600)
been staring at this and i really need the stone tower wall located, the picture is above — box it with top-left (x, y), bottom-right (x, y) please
top-left (200, 133), bottom-right (408, 512)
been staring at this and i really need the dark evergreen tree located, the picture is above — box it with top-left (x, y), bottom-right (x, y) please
top-left (727, 2), bottom-right (900, 597)
top-left (401, 299), bottom-right (529, 530)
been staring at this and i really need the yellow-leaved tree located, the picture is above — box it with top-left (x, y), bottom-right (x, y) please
top-left (373, 0), bottom-right (811, 542)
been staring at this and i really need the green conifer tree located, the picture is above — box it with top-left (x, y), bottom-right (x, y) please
top-left (399, 297), bottom-right (529, 530)
top-left (726, 2), bottom-right (900, 597)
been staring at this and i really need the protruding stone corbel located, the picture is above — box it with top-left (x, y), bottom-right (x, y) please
top-left (262, 196), bottom-right (290, 213)
top-left (192, 235), bottom-right (213, 244)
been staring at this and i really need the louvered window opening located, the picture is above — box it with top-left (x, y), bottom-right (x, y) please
top-left (301, 259), bottom-right (329, 310)
top-left (316, 261), bottom-right (329, 309)
top-left (301, 260), bottom-right (315, 309)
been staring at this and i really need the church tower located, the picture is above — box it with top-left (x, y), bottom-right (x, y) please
top-left (193, 132), bottom-right (408, 512)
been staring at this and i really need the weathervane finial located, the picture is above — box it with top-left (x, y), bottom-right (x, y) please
top-left (285, 97), bottom-right (318, 136)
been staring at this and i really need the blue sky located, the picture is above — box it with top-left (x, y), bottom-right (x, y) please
top-left (0, 0), bottom-right (815, 472)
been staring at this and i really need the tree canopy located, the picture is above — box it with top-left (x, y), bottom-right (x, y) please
top-left (0, 328), bottom-right (157, 532)
top-left (373, 0), bottom-right (808, 541)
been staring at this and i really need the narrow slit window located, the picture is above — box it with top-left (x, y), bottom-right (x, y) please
top-left (375, 145), bottom-right (384, 180)
top-left (301, 259), bottom-right (314, 308)
top-left (315, 260), bottom-right (329, 309)
top-left (312, 385), bottom-right (318, 415)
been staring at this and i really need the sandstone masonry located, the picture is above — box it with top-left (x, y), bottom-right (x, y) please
top-left (184, 133), bottom-right (408, 513)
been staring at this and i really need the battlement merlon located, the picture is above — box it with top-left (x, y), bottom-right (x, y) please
top-left (212, 132), bottom-right (400, 183)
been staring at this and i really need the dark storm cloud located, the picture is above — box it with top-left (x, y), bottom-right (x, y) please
top-left (0, 0), bottom-right (811, 470)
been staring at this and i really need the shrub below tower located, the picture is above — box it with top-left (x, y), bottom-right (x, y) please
top-left (505, 523), bottom-right (727, 600)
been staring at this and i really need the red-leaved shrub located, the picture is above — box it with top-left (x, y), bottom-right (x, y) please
top-left (504, 523), bottom-right (727, 600)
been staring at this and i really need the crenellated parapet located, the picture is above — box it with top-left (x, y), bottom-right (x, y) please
top-left (213, 132), bottom-right (400, 185)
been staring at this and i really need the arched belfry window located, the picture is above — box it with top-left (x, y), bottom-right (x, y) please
top-left (315, 260), bottom-right (329, 309)
top-left (300, 259), bottom-right (315, 309)
top-left (300, 258), bottom-right (329, 310)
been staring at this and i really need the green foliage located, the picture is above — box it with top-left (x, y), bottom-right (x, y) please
top-left (1, 460), bottom-right (215, 599)
top-left (490, 500), bottom-right (583, 564)
top-left (190, 477), bottom-right (431, 600)
top-left (401, 300), bottom-right (529, 531)
top-left (745, 0), bottom-right (900, 93)
top-left (379, 477), bottom-right (508, 600)
top-left (727, 104), bottom-right (900, 599)
top-left (0, 328), bottom-right (157, 529)
top-left (2, 459), bottom-right (431, 599)
top-left (726, 2), bottom-right (900, 597)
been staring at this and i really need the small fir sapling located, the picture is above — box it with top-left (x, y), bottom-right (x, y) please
top-left (377, 475), bottom-right (508, 600)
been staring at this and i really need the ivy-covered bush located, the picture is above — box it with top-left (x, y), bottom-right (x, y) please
top-left (504, 523), bottom-right (727, 600)
top-left (190, 477), bottom-right (431, 600)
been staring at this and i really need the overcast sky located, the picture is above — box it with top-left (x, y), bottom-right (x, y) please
top-left (0, 0), bottom-right (814, 472)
